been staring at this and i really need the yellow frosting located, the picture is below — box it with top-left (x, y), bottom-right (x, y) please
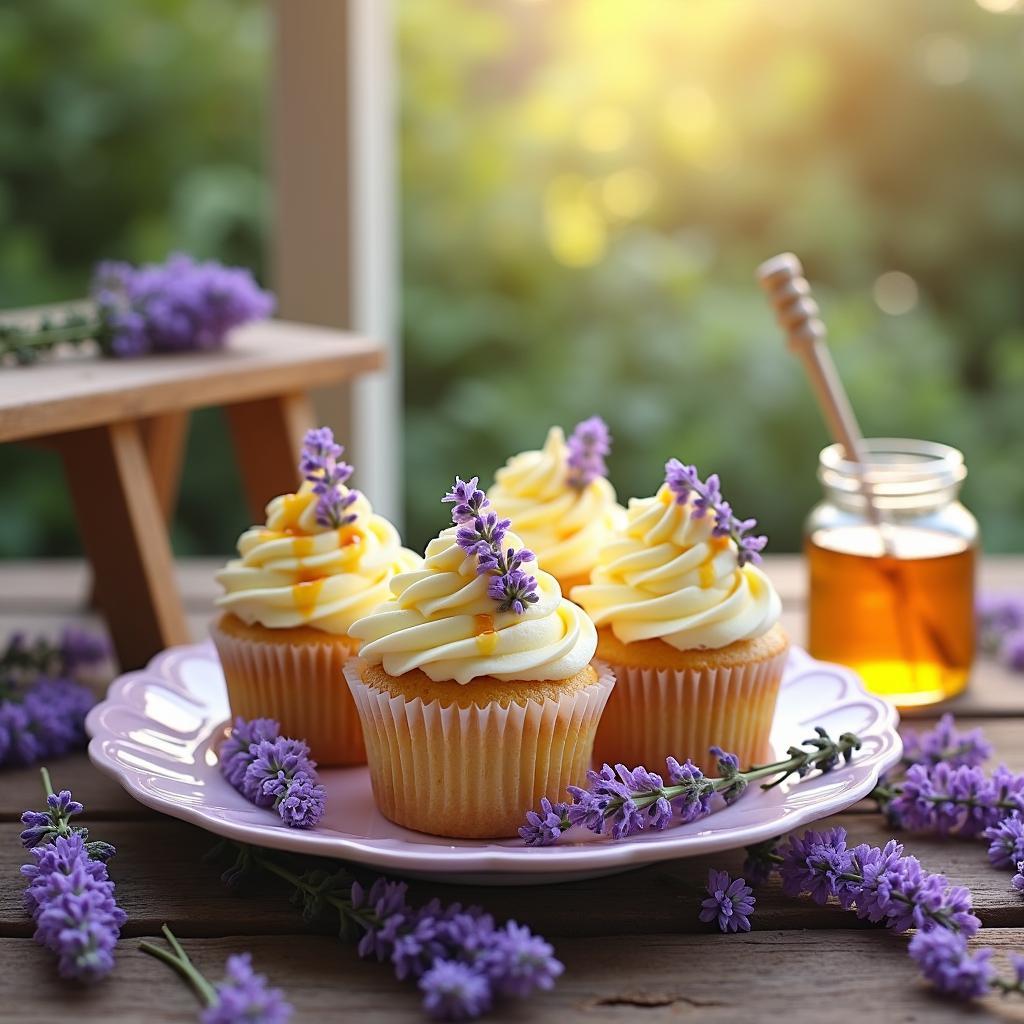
top-left (215, 481), bottom-right (421, 635)
top-left (489, 426), bottom-right (625, 582)
top-left (572, 484), bottom-right (781, 650)
top-left (349, 525), bottom-right (597, 684)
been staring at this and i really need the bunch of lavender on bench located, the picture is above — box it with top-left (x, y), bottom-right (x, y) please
top-left (0, 253), bottom-right (274, 364)
top-left (0, 626), bottom-right (108, 768)
top-left (520, 726), bottom-right (861, 845)
top-left (219, 718), bottom-right (326, 829)
top-left (565, 415), bottom-right (612, 488)
top-left (19, 768), bottom-right (125, 982)
top-left (443, 476), bottom-right (539, 615)
top-left (213, 842), bottom-right (561, 1021)
top-left (141, 925), bottom-right (292, 1024)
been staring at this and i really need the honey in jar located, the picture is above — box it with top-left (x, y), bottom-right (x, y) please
top-left (806, 440), bottom-right (977, 708)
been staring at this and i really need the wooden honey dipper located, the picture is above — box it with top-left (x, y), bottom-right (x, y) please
top-left (756, 252), bottom-right (889, 544)
top-left (756, 252), bottom-right (958, 681)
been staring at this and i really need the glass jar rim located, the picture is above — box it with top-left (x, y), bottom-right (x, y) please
top-left (818, 438), bottom-right (966, 497)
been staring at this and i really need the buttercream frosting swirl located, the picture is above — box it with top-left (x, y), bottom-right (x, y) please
top-left (489, 427), bottom-right (625, 583)
top-left (349, 525), bottom-right (597, 684)
top-left (216, 482), bottom-right (421, 635)
top-left (572, 484), bottom-right (781, 650)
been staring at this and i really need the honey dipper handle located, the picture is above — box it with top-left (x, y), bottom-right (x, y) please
top-left (756, 252), bottom-right (887, 535)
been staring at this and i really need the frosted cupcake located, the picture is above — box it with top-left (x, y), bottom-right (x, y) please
top-left (345, 476), bottom-right (614, 838)
top-left (572, 459), bottom-right (788, 771)
top-left (212, 427), bottom-right (421, 766)
top-left (489, 416), bottom-right (625, 595)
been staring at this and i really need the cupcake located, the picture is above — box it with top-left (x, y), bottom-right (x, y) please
top-left (488, 416), bottom-right (625, 595)
top-left (572, 459), bottom-right (788, 771)
top-left (212, 427), bottom-right (421, 766)
top-left (345, 476), bottom-right (614, 838)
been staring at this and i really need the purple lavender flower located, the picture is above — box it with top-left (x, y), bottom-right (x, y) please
top-left (567, 763), bottom-right (672, 839)
top-left (442, 477), bottom-right (538, 616)
top-left (299, 427), bottom-right (359, 529)
top-left (275, 773), bottom-right (326, 829)
top-left (221, 719), bottom-right (325, 830)
top-left (565, 416), bottom-right (611, 489)
top-left (419, 961), bottom-right (492, 1021)
top-left (20, 789), bottom-right (84, 849)
top-left (665, 757), bottom-right (714, 822)
top-left (1014, 861), bottom-right (1024, 894)
top-left (908, 929), bottom-right (994, 1000)
top-left (849, 839), bottom-right (906, 921)
top-left (663, 459), bottom-right (767, 567)
top-left (982, 814), bottom-right (1024, 870)
top-left (200, 953), bottom-right (293, 1024)
top-left (482, 921), bottom-right (563, 997)
top-left (901, 713), bottom-right (992, 770)
top-left (1002, 630), bottom-right (1024, 672)
top-left (518, 798), bottom-right (571, 847)
top-left (977, 592), bottom-right (1024, 654)
top-left (888, 762), bottom-right (1024, 837)
top-left (778, 827), bottom-right (855, 906)
top-left (219, 717), bottom-right (281, 790)
top-left (21, 832), bottom-right (126, 982)
top-left (349, 875), bottom-right (561, 1017)
top-left (58, 626), bottom-right (110, 675)
top-left (92, 253), bottom-right (274, 358)
top-left (871, 855), bottom-right (979, 936)
top-left (699, 869), bottom-right (756, 933)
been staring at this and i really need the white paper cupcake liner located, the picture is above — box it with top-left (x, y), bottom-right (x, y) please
top-left (594, 649), bottom-right (789, 771)
top-left (344, 660), bottom-right (616, 838)
top-left (211, 620), bottom-right (364, 766)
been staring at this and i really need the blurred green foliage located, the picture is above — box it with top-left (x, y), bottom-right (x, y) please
top-left (1, 0), bottom-right (1022, 559)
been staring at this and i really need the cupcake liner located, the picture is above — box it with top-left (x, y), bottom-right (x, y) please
top-left (594, 649), bottom-right (789, 772)
top-left (211, 620), bottom-right (365, 767)
top-left (344, 660), bottom-right (616, 838)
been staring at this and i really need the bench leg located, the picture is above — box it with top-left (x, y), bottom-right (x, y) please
top-left (56, 421), bottom-right (190, 669)
top-left (225, 392), bottom-right (314, 522)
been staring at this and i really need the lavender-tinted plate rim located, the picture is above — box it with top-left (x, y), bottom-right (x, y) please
top-left (86, 641), bottom-right (902, 881)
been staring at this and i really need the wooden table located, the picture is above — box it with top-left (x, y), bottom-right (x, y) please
top-left (1, 556), bottom-right (1023, 1022)
top-left (0, 317), bottom-right (383, 671)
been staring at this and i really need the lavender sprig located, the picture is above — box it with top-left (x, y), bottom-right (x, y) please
top-left (299, 426), bottom-right (360, 529)
top-left (213, 843), bottom-right (561, 1021)
top-left (219, 718), bottom-right (326, 830)
top-left (909, 929), bottom-right (1024, 1000)
top-left (664, 459), bottom-right (767, 566)
top-left (977, 592), bottom-right (1024, 671)
top-left (19, 769), bottom-right (126, 982)
top-left (749, 826), bottom-right (980, 936)
top-left (140, 925), bottom-right (292, 1023)
top-left (0, 254), bottom-right (274, 364)
top-left (520, 727), bottom-right (861, 845)
top-left (874, 762), bottom-right (1024, 837)
top-left (900, 713), bottom-right (992, 770)
top-left (0, 628), bottom-right (108, 767)
top-left (443, 477), bottom-right (540, 616)
top-left (565, 416), bottom-right (611, 489)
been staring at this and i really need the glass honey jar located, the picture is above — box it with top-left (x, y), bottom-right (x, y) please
top-left (806, 439), bottom-right (977, 708)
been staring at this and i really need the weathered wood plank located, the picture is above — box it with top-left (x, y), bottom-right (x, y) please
top-left (4, 930), bottom-right (1024, 1024)
top-left (2, 812), bottom-right (1023, 939)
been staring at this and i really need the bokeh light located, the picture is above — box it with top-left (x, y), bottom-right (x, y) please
top-left (873, 272), bottom-right (920, 316)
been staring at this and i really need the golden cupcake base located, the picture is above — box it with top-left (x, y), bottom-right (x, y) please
top-left (593, 623), bottom-right (790, 771)
top-left (345, 660), bottom-right (615, 838)
top-left (210, 613), bottom-right (365, 766)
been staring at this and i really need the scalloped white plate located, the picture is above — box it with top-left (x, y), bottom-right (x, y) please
top-left (86, 642), bottom-right (901, 885)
